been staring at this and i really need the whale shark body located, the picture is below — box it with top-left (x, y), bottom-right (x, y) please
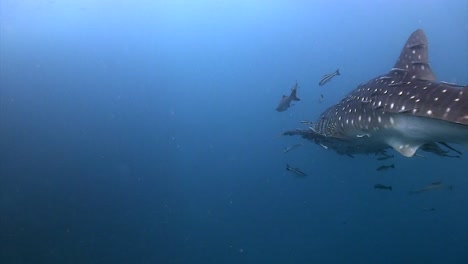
top-left (284, 29), bottom-right (468, 157)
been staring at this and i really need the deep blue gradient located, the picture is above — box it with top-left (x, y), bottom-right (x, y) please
top-left (1, 1), bottom-right (467, 263)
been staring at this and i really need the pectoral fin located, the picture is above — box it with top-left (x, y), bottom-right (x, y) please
top-left (386, 138), bottom-right (423, 157)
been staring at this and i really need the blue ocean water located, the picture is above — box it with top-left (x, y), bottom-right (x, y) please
top-left (1, 1), bottom-right (467, 263)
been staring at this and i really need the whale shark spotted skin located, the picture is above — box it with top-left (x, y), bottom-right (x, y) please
top-left (284, 29), bottom-right (468, 157)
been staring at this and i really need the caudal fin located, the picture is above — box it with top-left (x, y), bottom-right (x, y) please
top-left (290, 88), bottom-right (300, 101)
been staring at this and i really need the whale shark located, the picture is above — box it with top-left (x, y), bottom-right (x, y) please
top-left (284, 29), bottom-right (468, 157)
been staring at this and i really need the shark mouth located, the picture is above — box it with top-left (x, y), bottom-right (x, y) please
top-left (284, 29), bottom-right (468, 158)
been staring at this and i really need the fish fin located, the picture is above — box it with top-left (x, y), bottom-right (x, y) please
top-left (392, 29), bottom-right (435, 81)
top-left (386, 138), bottom-right (422, 157)
top-left (290, 89), bottom-right (300, 101)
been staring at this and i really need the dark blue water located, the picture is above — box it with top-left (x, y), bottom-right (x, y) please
top-left (1, 1), bottom-right (467, 263)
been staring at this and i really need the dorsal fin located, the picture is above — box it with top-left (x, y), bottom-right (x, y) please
top-left (391, 29), bottom-right (435, 81)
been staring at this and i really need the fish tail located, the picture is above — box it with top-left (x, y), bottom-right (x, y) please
top-left (289, 85), bottom-right (301, 101)
top-left (291, 89), bottom-right (300, 101)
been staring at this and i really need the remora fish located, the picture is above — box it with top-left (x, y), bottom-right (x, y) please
top-left (409, 181), bottom-right (453, 195)
top-left (374, 184), bottom-right (392, 191)
top-left (301, 120), bottom-right (313, 125)
top-left (286, 164), bottom-right (307, 177)
top-left (319, 69), bottom-right (340, 86)
top-left (276, 81), bottom-right (300, 112)
top-left (284, 29), bottom-right (468, 158)
top-left (283, 143), bottom-right (303, 153)
top-left (420, 142), bottom-right (461, 158)
top-left (376, 164), bottom-right (395, 171)
top-left (377, 154), bottom-right (394, 161)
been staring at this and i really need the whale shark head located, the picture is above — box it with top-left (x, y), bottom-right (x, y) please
top-left (284, 29), bottom-right (468, 157)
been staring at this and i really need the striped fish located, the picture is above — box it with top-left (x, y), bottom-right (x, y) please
top-left (319, 69), bottom-right (340, 86)
top-left (286, 164), bottom-right (307, 177)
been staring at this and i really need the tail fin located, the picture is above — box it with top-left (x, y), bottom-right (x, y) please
top-left (290, 88), bottom-right (300, 101)
top-left (336, 69), bottom-right (340, 75)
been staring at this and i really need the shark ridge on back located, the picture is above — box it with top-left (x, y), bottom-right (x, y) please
top-left (284, 29), bottom-right (468, 158)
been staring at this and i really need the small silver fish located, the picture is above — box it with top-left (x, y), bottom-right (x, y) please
top-left (319, 69), bottom-right (340, 86)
